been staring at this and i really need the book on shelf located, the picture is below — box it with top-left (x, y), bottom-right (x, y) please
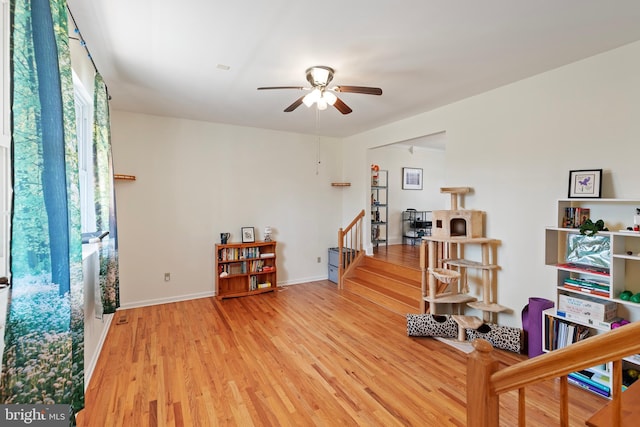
top-left (562, 283), bottom-right (610, 298)
top-left (250, 260), bottom-right (264, 272)
top-left (546, 315), bottom-right (590, 350)
top-left (555, 311), bottom-right (622, 330)
top-left (570, 371), bottom-right (610, 393)
top-left (558, 294), bottom-right (617, 321)
top-left (563, 207), bottom-right (590, 228)
top-left (556, 263), bottom-right (609, 276)
top-left (257, 282), bottom-right (271, 289)
top-left (562, 277), bottom-right (610, 298)
top-left (229, 264), bottom-right (244, 275)
top-left (568, 372), bottom-right (610, 397)
top-left (260, 253), bottom-right (275, 258)
top-left (564, 277), bottom-right (609, 289)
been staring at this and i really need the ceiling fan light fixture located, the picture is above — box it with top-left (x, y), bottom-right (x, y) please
top-left (303, 88), bottom-right (321, 107)
top-left (259, 65), bottom-right (379, 115)
top-left (323, 91), bottom-right (337, 106)
top-left (306, 66), bottom-right (334, 86)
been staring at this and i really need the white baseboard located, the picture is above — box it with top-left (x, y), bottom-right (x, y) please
top-left (279, 275), bottom-right (327, 286)
top-left (118, 291), bottom-right (216, 310)
top-left (120, 281), bottom-right (331, 310)
top-left (84, 312), bottom-right (113, 390)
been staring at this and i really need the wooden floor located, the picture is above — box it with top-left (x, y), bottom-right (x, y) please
top-left (370, 243), bottom-right (422, 270)
top-left (77, 280), bottom-right (607, 426)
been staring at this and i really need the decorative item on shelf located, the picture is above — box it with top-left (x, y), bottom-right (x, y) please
top-left (568, 169), bottom-right (602, 198)
top-left (620, 290), bottom-right (633, 300)
top-left (579, 218), bottom-right (607, 236)
top-left (611, 319), bottom-right (631, 329)
top-left (371, 164), bottom-right (379, 185)
top-left (241, 227), bottom-right (255, 243)
top-left (264, 226), bottom-right (272, 242)
top-left (634, 208), bottom-right (640, 232)
top-left (220, 232), bottom-right (230, 244)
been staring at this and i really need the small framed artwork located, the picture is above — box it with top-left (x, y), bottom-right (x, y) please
top-left (568, 169), bottom-right (602, 199)
top-left (402, 167), bottom-right (423, 190)
top-left (241, 227), bottom-right (255, 243)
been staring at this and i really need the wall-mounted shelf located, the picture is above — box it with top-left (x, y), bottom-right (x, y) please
top-left (114, 174), bottom-right (136, 181)
top-left (331, 182), bottom-right (351, 187)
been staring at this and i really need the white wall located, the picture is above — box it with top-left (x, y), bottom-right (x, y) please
top-left (110, 112), bottom-right (344, 307)
top-left (368, 145), bottom-right (446, 245)
top-left (343, 40), bottom-right (640, 327)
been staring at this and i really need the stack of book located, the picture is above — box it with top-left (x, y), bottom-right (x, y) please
top-left (562, 277), bottom-right (610, 298)
top-left (557, 293), bottom-right (617, 327)
top-left (567, 370), bottom-right (610, 398)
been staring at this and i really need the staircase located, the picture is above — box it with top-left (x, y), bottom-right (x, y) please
top-left (342, 254), bottom-right (422, 315)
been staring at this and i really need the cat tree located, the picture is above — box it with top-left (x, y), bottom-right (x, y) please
top-left (421, 187), bottom-right (508, 329)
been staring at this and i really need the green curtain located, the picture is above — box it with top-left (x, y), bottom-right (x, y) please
top-left (93, 73), bottom-right (119, 315)
top-left (2, 0), bottom-right (84, 417)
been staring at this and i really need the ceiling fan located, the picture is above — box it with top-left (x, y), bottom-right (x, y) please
top-left (257, 66), bottom-right (382, 115)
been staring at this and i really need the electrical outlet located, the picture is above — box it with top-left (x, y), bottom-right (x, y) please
top-left (317, 257), bottom-right (321, 263)
top-left (164, 272), bottom-right (171, 282)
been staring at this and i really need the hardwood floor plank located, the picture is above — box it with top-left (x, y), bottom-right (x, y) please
top-left (77, 280), bottom-right (606, 426)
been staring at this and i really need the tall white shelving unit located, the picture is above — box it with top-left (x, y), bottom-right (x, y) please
top-left (543, 198), bottom-right (640, 398)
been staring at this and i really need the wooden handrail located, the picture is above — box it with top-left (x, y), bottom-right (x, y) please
top-left (337, 209), bottom-right (365, 289)
top-left (468, 321), bottom-right (640, 426)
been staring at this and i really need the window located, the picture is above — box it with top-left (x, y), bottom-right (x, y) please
top-left (73, 71), bottom-right (96, 234)
top-left (0, 1), bottom-right (11, 277)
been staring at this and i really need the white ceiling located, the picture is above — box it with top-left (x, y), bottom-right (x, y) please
top-left (66, 0), bottom-right (640, 138)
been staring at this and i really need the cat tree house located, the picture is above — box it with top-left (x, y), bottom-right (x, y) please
top-left (421, 187), bottom-right (508, 327)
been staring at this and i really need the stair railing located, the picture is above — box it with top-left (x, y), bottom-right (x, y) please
top-left (468, 321), bottom-right (640, 426)
top-left (337, 209), bottom-right (365, 289)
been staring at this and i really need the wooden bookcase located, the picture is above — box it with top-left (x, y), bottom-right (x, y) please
top-left (544, 199), bottom-right (640, 398)
top-left (215, 241), bottom-right (277, 299)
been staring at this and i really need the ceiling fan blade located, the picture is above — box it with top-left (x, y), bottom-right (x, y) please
top-left (284, 96), bottom-right (305, 112)
top-left (333, 97), bottom-right (352, 115)
top-left (257, 86), bottom-right (306, 91)
top-left (333, 85), bottom-right (383, 96)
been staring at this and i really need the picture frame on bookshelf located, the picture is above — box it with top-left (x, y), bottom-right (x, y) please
top-left (402, 167), bottom-right (423, 190)
top-left (568, 169), bottom-right (602, 199)
top-left (241, 227), bottom-right (255, 243)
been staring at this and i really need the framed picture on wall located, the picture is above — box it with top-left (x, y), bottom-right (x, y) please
top-left (568, 169), bottom-right (602, 198)
top-left (241, 227), bottom-right (255, 243)
top-left (402, 167), bottom-right (423, 190)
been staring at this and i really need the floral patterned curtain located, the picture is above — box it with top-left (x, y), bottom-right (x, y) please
top-left (1, 0), bottom-right (84, 418)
